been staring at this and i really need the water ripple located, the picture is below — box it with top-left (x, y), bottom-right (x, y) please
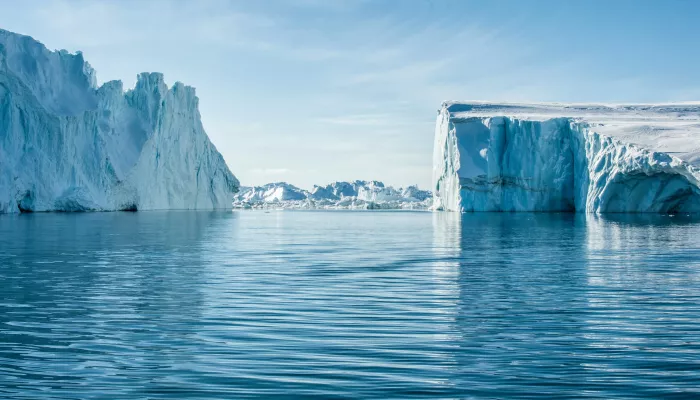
top-left (1, 211), bottom-right (700, 398)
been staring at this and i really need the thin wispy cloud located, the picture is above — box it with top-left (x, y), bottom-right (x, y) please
top-left (250, 168), bottom-right (293, 175)
top-left (314, 113), bottom-right (423, 127)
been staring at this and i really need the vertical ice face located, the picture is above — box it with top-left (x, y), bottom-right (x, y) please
top-left (125, 78), bottom-right (239, 211)
top-left (433, 102), bottom-right (700, 213)
top-left (0, 29), bottom-right (97, 116)
top-left (0, 29), bottom-right (238, 213)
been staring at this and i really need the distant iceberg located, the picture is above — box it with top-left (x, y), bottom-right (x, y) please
top-left (0, 29), bottom-right (238, 213)
top-left (433, 102), bottom-right (700, 213)
top-left (233, 181), bottom-right (432, 210)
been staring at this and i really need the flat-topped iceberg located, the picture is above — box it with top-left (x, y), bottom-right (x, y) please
top-left (0, 29), bottom-right (238, 213)
top-left (233, 181), bottom-right (432, 210)
top-left (433, 102), bottom-right (700, 213)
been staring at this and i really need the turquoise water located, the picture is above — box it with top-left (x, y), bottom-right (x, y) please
top-left (1, 211), bottom-right (700, 398)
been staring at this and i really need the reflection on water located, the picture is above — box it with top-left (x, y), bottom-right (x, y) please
top-left (581, 214), bottom-right (700, 394)
top-left (1, 211), bottom-right (700, 398)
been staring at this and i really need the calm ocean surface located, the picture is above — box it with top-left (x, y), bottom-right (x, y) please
top-left (1, 210), bottom-right (700, 399)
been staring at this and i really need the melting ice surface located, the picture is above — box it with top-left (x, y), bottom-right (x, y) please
top-left (2, 211), bottom-right (700, 398)
top-left (434, 102), bottom-right (700, 213)
top-left (0, 29), bottom-right (238, 213)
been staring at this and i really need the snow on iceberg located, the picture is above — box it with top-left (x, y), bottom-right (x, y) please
top-left (0, 29), bottom-right (238, 213)
top-left (235, 182), bottom-right (309, 204)
top-left (433, 102), bottom-right (700, 213)
top-left (233, 181), bottom-right (432, 210)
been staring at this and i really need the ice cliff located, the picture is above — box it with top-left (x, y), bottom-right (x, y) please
top-left (0, 29), bottom-right (238, 213)
top-left (233, 181), bottom-right (432, 210)
top-left (433, 102), bottom-right (700, 213)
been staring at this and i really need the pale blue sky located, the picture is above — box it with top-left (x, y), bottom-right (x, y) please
top-left (2, 0), bottom-right (700, 189)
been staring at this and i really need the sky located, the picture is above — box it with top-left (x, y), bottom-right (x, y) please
top-left (2, 0), bottom-right (700, 189)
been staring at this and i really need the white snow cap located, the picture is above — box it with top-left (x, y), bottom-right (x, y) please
top-left (443, 101), bottom-right (700, 164)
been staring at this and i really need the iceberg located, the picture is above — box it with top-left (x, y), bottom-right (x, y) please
top-left (433, 102), bottom-right (700, 213)
top-left (0, 29), bottom-right (238, 213)
top-left (235, 182), bottom-right (309, 204)
top-left (233, 181), bottom-right (432, 210)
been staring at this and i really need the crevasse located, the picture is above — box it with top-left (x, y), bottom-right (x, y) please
top-left (433, 102), bottom-right (700, 213)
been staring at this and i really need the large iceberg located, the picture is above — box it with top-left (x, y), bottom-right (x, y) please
top-left (433, 102), bottom-right (700, 213)
top-left (0, 29), bottom-right (238, 213)
top-left (233, 181), bottom-right (432, 210)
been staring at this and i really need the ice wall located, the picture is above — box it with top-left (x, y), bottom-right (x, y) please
top-left (433, 102), bottom-right (700, 213)
top-left (0, 29), bottom-right (238, 213)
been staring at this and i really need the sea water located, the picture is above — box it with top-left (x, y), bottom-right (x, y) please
top-left (1, 211), bottom-right (699, 398)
